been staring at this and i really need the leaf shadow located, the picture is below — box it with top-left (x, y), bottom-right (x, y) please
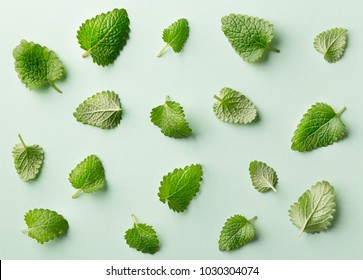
top-left (94, 182), bottom-right (108, 196)
top-left (251, 112), bottom-right (261, 124)
top-left (36, 229), bottom-right (69, 251)
top-left (253, 34), bottom-right (281, 65)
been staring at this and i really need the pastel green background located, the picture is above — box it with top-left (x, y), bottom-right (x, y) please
top-left (0, 0), bottom-right (362, 260)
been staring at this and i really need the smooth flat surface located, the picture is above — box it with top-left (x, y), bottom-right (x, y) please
top-left (0, 0), bottom-right (362, 259)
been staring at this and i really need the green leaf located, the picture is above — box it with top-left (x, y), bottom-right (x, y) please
top-left (150, 96), bottom-right (192, 138)
top-left (291, 103), bottom-right (346, 152)
top-left (213, 87), bottom-right (257, 124)
top-left (13, 40), bottom-right (64, 93)
top-left (12, 134), bottom-right (44, 182)
top-left (249, 161), bottom-right (278, 193)
top-left (219, 215), bottom-right (257, 251)
top-left (124, 215), bottom-right (159, 254)
top-left (289, 181), bottom-right (336, 236)
top-left (221, 14), bottom-right (279, 63)
top-left (74, 90), bottom-right (122, 129)
top-left (314, 28), bottom-right (348, 63)
top-left (158, 164), bottom-right (203, 212)
top-left (69, 155), bottom-right (106, 198)
top-left (157, 18), bottom-right (189, 57)
top-left (77, 8), bottom-right (130, 66)
top-left (22, 208), bottom-right (69, 244)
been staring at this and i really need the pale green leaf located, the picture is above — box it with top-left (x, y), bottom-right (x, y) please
top-left (249, 161), bottom-right (278, 192)
top-left (291, 103), bottom-right (346, 152)
top-left (213, 87), bottom-right (257, 124)
top-left (157, 18), bottom-right (189, 57)
top-left (124, 215), bottom-right (159, 254)
top-left (158, 164), bottom-right (203, 212)
top-left (13, 40), bottom-right (64, 93)
top-left (22, 208), bottom-right (69, 244)
top-left (314, 28), bottom-right (348, 63)
top-left (69, 155), bottom-right (106, 198)
top-left (221, 14), bottom-right (279, 63)
top-left (219, 215), bottom-right (257, 251)
top-left (150, 96), bottom-right (192, 138)
top-left (74, 90), bottom-right (122, 129)
top-left (13, 134), bottom-right (44, 182)
top-left (289, 181), bottom-right (336, 235)
top-left (77, 8), bottom-right (130, 66)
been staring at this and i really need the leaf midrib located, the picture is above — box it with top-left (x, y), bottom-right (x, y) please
top-left (86, 12), bottom-right (121, 54)
top-left (222, 222), bottom-right (248, 248)
top-left (79, 108), bottom-right (121, 115)
top-left (299, 192), bottom-right (324, 235)
top-left (165, 171), bottom-right (188, 200)
top-left (300, 114), bottom-right (339, 144)
top-left (28, 213), bottom-right (60, 232)
top-left (259, 175), bottom-right (276, 192)
top-left (324, 31), bottom-right (345, 54)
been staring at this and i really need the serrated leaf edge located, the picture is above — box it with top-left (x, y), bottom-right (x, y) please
top-left (218, 214), bottom-right (257, 251)
top-left (291, 102), bottom-right (346, 152)
top-left (249, 160), bottom-right (278, 192)
top-left (69, 154), bottom-right (106, 198)
top-left (73, 90), bottom-right (122, 129)
top-left (288, 180), bottom-right (336, 236)
top-left (150, 98), bottom-right (193, 139)
top-left (158, 164), bottom-right (203, 213)
top-left (213, 87), bottom-right (258, 124)
top-left (77, 8), bottom-right (130, 67)
top-left (12, 134), bottom-right (44, 182)
top-left (124, 215), bottom-right (160, 254)
top-left (13, 40), bottom-right (64, 93)
top-left (23, 208), bottom-right (69, 244)
top-left (221, 14), bottom-right (279, 63)
top-left (313, 28), bottom-right (348, 63)
top-left (157, 18), bottom-right (189, 57)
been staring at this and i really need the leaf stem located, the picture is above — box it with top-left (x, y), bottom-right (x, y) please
top-left (165, 95), bottom-right (171, 102)
top-left (131, 214), bottom-right (138, 225)
top-left (22, 228), bottom-right (29, 233)
top-left (299, 229), bottom-right (304, 237)
top-left (157, 44), bottom-right (170, 57)
top-left (213, 95), bottom-right (223, 102)
top-left (18, 134), bottom-right (27, 149)
top-left (82, 50), bottom-right (91, 58)
top-left (270, 186), bottom-right (277, 192)
top-left (72, 189), bottom-right (83, 199)
top-left (337, 106), bottom-right (346, 117)
top-left (268, 46), bottom-right (280, 53)
top-left (249, 216), bottom-right (257, 223)
top-left (48, 81), bottom-right (62, 94)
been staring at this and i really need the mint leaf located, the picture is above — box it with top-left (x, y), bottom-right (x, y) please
top-left (249, 161), bottom-right (278, 193)
top-left (13, 40), bottom-right (64, 93)
top-left (219, 215), bottom-right (257, 251)
top-left (77, 8), bottom-right (130, 66)
top-left (74, 90), bottom-right (122, 129)
top-left (291, 103), bottom-right (346, 152)
top-left (69, 155), bottom-right (106, 198)
top-left (157, 18), bottom-right (189, 57)
top-left (314, 28), bottom-right (348, 63)
top-left (158, 164), bottom-right (203, 212)
top-left (124, 215), bottom-right (159, 254)
top-left (12, 134), bottom-right (44, 182)
top-left (221, 14), bottom-right (279, 63)
top-left (289, 181), bottom-right (336, 236)
top-left (22, 208), bottom-right (69, 244)
top-left (150, 96), bottom-right (192, 138)
top-left (213, 87), bottom-right (257, 124)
